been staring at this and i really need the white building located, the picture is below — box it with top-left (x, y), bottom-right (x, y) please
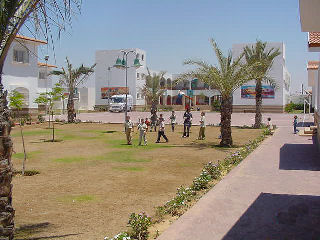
top-left (95, 49), bottom-right (149, 108)
top-left (232, 42), bottom-right (291, 113)
top-left (2, 35), bottom-right (55, 110)
top-left (299, 0), bottom-right (320, 149)
top-left (95, 48), bottom-right (220, 110)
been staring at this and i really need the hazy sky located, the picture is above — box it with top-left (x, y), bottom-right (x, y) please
top-left (38, 0), bottom-right (318, 92)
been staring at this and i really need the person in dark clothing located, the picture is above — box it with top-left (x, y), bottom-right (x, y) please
top-left (156, 114), bottom-right (168, 143)
top-left (182, 108), bottom-right (193, 137)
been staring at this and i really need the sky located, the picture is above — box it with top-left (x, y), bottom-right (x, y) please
top-left (38, 0), bottom-right (318, 93)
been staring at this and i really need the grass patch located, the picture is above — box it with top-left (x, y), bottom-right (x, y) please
top-left (95, 151), bottom-right (151, 163)
top-left (112, 166), bottom-right (144, 172)
top-left (12, 150), bottom-right (41, 159)
top-left (54, 156), bottom-right (86, 163)
top-left (105, 138), bottom-right (172, 150)
top-left (12, 129), bottom-right (62, 137)
top-left (58, 194), bottom-right (96, 203)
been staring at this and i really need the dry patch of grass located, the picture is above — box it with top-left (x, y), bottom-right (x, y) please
top-left (11, 123), bottom-right (262, 240)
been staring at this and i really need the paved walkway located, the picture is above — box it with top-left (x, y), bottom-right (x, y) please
top-left (157, 126), bottom-right (320, 240)
top-left (55, 111), bottom-right (313, 127)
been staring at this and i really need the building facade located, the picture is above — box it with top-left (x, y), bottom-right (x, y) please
top-left (299, 0), bottom-right (320, 149)
top-left (95, 48), bottom-right (220, 110)
top-left (231, 42), bottom-right (291, 113)
top-left (2, 35), bottom-right (55, 110)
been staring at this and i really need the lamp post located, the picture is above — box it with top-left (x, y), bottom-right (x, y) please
top-left (114, 50), bottom-right (142, 122)
top-left (106, 66), bottom-right (114, 104)
top-left (44, 55), bottom-right (49, 94)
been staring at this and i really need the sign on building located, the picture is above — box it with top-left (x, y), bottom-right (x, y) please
top-left (241, 85), bottom-right (275, 99)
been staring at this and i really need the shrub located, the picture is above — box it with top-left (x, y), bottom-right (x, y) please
top-left (211, 100), bottom-right (221, 112)
top-left (38, 114), bottom-right (45, 123)
top-left (191, 170), bottom-right (212, 191)
top-left (128, 212), bottom-right (151, 240)
top-left (104, 232), bottom-right (131, 240)
top-left (163, 186), bottom-right (196, 216)
top-left (203, 162), bottom-right (221, 180)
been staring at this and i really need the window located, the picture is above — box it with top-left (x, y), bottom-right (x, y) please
top-left (141, 54), bottom-right (144, 61)
top-left (141, 73), bottom-right (145, 79)
top-left (137, 73), bottom-right (140, 79)
top-left (13, 49), bottom-right (29, 63)
top-left (137, 93), bottom-right (140, 99)
top-left (39, 72), bottom-right (47, 79)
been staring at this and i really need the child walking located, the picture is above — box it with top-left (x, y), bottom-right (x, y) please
top-left (124, 115), bottom-right (133, 145)
top-left (145, 117), bottom-right (150, 132)
top-left (198, 112), bottom-right (206, 140)
top-left (156, 115), bottom-right (168, 143)
top-left (150, 114), bottom-right (158, 132)
top-left (169, 110), bottom-right (176, 132)
top-left (138, 118), bottom-right (147, 145)
top-left (293, 115), bottom-right (298, 134)
top-left (267, 117), bottom-right (273, 130)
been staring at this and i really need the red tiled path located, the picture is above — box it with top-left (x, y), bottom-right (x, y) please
top-left (157, 125), bottom-right (320, 240)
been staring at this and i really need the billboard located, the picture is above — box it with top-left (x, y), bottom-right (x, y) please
top-left (101, 87), bottom-right (128, 99)
top-left (241, 85), bottom-right (275, 99)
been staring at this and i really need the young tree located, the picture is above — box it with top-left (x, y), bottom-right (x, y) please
top-left (0, 2), bottom-right (81, 238)
top-left (34, 84), bottom-right (61, 141)
top-left (51, 58), bottom-right (95, 123)
top-left (140, 68), bottom-right (167, 121)
top-left (243, 41), bottom-right (280, 128)
top-left (9, 91), bottom-right (27, 175)
top-left (182, 39), bottom-right (252, 146)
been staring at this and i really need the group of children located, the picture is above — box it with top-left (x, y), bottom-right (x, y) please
top-left (266, 115), bottom-right (299, 134)
top-left (124, 109), bottom-right (207, 145)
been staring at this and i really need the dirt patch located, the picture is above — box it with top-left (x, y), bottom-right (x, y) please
top-left (11, 123), bottom-right (262, 239)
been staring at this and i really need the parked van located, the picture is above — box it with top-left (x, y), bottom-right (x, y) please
top-left (109, 94), bottom-right (133, 112)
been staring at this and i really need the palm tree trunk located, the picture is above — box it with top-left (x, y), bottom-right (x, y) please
top-left (0, 72), bottom-right (15, 240)
top-left (67, 91), bottom-right (75, 123)
top-left (220, 95), bottom-right (233, 147)
top-left (254, 80), bottom-right (262, 128)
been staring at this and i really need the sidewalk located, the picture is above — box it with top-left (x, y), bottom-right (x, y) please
top-left (158, 127), bottom-right (320, 240)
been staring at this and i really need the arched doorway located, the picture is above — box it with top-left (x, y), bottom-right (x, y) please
top-left (167, 95), bottom-right (171, 105)
top-left (13, 87), bottom-right (29, 107)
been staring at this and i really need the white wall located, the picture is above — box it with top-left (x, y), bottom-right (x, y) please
top-left (231, 42), bottom-right (289, 107)
top-left (95, 49), bottom-right (147, 106)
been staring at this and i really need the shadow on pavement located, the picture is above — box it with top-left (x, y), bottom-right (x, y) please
top-left (222, 193), bottom-right (320, 240)
top-left (279, 142), bottom-right (320, 171)
top-left (297, 122), bottom-right (314, 127)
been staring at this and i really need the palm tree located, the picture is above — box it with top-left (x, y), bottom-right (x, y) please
top-left (141, 69), bottom-right (166, 120)
top-left (51, 58), bottom-right (95, 123)
top-left (0, 2), bottom-right (80, 239)
top-left (243, 41), bottom-right (280, 128)
top-left (183, 39), bottom-right (252, 146)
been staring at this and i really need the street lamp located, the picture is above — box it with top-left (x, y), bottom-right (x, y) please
top-left (44, 55), bottom-right (49, 94)
top-left (106, 66), bottom-right (115, 104)
top-left (114, 50), bottom-right (142, 121)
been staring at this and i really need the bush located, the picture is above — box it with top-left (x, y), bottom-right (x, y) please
top-left (285, 102), bottom-right (306, 113)
top-left (38, 114), bottom-right (45, 123)
top-left (204, 161), bottom-right (222, 180)
top-left (162, 186), bottom-right (196, 216)
top-left (127, 212), bottom-right (151, 240)
top-left (104, 232), bottom-right (131, 240)
top-left (191, 170), bottom-right (212, 191)
top-left (211, 100), bottom-right (221, 112)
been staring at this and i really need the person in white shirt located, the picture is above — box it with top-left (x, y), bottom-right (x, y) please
top-left (156, 114), bottom-right (168, 143)
top-left (169, 110), bottom-right (177, 132)
top-left (198, 111), bottom-right (206, 140)
top-left (124, 116), bottom-right (133, 145)
top-left (137, 118), bottom-right (147, 146)
top-left (267, 117), bottom-right (273, 130)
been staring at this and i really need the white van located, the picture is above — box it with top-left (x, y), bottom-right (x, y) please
top-left (109, 94), bottom-right (133, 112)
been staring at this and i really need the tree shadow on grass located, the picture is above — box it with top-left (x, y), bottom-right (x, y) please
top-left (171, 141), bottom-right (242, 151)
top-left (102, 130), bottom-right (117, 134)
top-left (15, 222), bottom-right (82, 240)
